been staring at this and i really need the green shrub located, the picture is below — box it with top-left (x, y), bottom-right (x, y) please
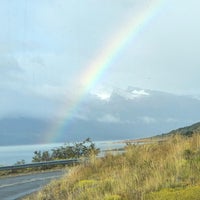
top-left (32, 138), bottom-right (100, 162)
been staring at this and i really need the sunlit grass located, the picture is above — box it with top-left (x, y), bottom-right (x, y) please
top-left (24, 134), bottom-right (200, 200)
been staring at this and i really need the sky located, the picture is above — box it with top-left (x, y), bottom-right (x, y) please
top-left (1, 0), bottom-right (200, 118)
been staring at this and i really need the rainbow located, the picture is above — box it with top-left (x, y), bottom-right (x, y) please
top-left (43, 0), bottom-right (164, 143)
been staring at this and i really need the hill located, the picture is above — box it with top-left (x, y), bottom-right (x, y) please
top-left (162, 121), bottom-right (200, 137)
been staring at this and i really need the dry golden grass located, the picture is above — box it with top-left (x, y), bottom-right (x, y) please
top-left (24, 134), bottom-right (200, 200)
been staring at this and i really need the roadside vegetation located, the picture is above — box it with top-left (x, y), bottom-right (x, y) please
top-left (24, 134), bottom-right (200, 200)
top-left (0, 138), bottom-right (99, 176)
top-left (32, 138), bottom-right (99, 162)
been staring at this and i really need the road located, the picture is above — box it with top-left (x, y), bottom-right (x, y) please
top-left (0, 170), bottom-right (66, 200)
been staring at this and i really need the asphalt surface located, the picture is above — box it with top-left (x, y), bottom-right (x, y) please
top-left (0, 170), bottom-right (66, 200)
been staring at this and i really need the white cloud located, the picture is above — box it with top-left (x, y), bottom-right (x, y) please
top-left (114, 88), bottom-right (150, 100)
top-left (90, 85), bottom-right (113, 101)
top-left (97, 114), bottom-right (121, 123)
top-left (131, 90), bottom-right (149, 97)
top-left (92, 91), bottom-right (111, 101)
top-left (166, 118), bottom-right (178, 123)
top-left (139, 116), bottom-right (157, 124)
top-left (74, 114), bottom-right (89, 121)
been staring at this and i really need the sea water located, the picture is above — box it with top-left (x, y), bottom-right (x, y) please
top-left (0, 140), bottom-right (126, 166)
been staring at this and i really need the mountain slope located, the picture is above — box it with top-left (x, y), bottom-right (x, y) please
top-left (165, 121), bottom-right (200, 137)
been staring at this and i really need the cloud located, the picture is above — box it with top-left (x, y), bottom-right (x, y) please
top-left (97, 114), bottom-right (121, 123)
top-left (113, 88), bottom-right (150, 100)
top-left (91, 91), bottom-right (111, 101)
top-left (74, 114), bottom-right (89, 121)
top-left (131, 89), bottom-right (150, 98)
top-left (166, 118), bottom-right (179, 123)
top-left (30, 56), bottom-right (45, 66)
top-left (0, 86), bottom-right (61, 119)
top-left (139, 116), bottom-right (157, 124)
top-left (0, 41), bottom-right (41, 55)
top-left (27, 84), bottom-right (67, 101)
top-left (0, 56), bottom-right (23, 86)
top-left (0, 56), bottom-right (22, 74)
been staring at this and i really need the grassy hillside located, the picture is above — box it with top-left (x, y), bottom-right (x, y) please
top-left (24, 133), bottom-right (200, 200)
top-left (163, 122), bottom-right (200, 137)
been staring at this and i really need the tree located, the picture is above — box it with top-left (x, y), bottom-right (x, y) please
top-left (32, 138), bottom-right (100, 162)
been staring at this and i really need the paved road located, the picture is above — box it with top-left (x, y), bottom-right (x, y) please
top-left (0, 170), bottom-right (66, 200)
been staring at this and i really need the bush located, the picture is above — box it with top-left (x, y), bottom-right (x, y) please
top-left (32, 138), bottom-right (100, 162)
